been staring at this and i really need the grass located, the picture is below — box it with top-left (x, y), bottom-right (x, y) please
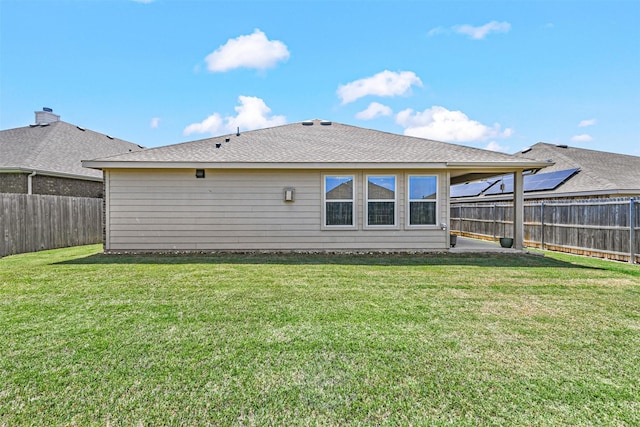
top-left (1, 245), bottom-right (639, 426)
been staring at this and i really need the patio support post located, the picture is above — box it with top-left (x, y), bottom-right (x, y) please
top-left (513, 170), bottom-right (525, 250)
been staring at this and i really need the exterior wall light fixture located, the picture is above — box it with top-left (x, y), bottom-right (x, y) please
top-left (284, 187), bottom-right (295, 202)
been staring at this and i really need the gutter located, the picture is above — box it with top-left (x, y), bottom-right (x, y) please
top-left (82, 161), bottom-right (451, 170)
top-left (0, 167), bottom-right (103, 182)
top-left (82, 160), bottom-right (554, 171)
top-left (445, 161), bottom-right (553, 170)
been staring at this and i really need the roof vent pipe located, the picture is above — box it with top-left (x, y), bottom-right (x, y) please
top-left (236, 127), bottom-right (240, 136)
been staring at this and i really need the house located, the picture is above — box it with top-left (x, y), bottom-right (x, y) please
top-left (451, 142), bottom-right (640, 201)
top-left (0, 108), bottom-right (144, 198)
top-left (82, 119), bottom-right (549, 252)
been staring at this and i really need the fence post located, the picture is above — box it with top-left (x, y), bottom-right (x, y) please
top-left (630, 197), bottom-right (636, 264)
top-left (540, 201), bottom-right (545, 250)
top-left (492, 204), bottom-right (496, 241)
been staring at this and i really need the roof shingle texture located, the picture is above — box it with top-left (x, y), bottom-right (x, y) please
top-left (0, 121), bottom-right (143, 178)
top-left (92, 120), bottom-right (533, 164)
top-left (515, 143), bottom-right (640, 194)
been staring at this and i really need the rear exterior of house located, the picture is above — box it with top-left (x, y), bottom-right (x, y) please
top-left (104, 168), bottom-right (450, 251)
top-left (86, 120), bottom-right (549, 252)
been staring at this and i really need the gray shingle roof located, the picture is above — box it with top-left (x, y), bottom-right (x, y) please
top-left (0, 121), bottom-right (143, 179)
top-left (87, 119), bottom-right (539, 165)
top-left (515, 143), bottom-right (640, 196)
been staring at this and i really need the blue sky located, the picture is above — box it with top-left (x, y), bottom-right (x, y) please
top-left (1, 0), bottom-right (639, 156)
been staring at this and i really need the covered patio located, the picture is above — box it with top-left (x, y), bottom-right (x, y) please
top-left (449, 169), bottom-right (544, 250)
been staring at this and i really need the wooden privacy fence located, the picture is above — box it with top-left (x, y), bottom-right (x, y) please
top-left (451, 197), bottom-right (639, 263)
top-left (0, 193), bottom-right (103, 257)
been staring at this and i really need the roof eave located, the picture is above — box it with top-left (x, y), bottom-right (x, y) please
top-left (446, 161), bottom-right (553, 170)
top-left (83, 161), bottom-right (450, 170)
top-left (0, 167), bottom-right (102, 182)
top-left (82, 160), bottom-right (553, 170)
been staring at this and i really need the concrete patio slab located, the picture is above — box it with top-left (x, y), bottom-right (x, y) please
top-left (449, 236), bottom-right (522, 253)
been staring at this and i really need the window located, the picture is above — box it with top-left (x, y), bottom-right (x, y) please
top-left (324, 175), bottom-right (354, 227)
top-left (408, 175), bottom-right (437, 226)
top-left (366, 175), bottom-right (396, 226)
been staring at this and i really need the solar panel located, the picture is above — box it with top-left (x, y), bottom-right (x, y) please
top-left (483, 168), bottom-right (579, 195)
top-left (451, 180), bottom-right (498, 198)
top-left (524, 168), bottom-right (579, 192)
top-left (481, 175), bottom-right (511, 195)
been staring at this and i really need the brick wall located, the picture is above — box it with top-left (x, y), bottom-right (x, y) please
top-left (0, 173), bottom-right (28, 193)
top-left (32, 175), bottom-right (103, 198)
top-left (0, 173), bottom-right (103, 198)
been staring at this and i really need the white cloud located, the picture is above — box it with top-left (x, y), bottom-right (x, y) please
top-left (453, 21), bottom-right (511, 40)
top-left (337, 70), bottom-right (423, 105)
top-left (183, 113), bottom-right (224, 136)
top-left (183, 96), bottom-right (286, 136)
top-left (204, 29), bottom-right (290, 72)
top-left (578, 118), bottom-right (597, 127)
top-left (355, 102), bottom-right (393, 120)
top-left (427, 26), bottom-right (447, 37)
top-left (485, 141), bottom-right (509, 153)
top-left (571, 134), bottom-right (593, 142)
top-left (396, 105), bottom-right (512, 143)
top-left (150, 117), bottom-right (160, 129)
top-left (226, 96), bottom-right (287, 132)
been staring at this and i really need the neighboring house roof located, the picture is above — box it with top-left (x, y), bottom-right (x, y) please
top-left (84, 119), bottom-right (549, 183)
top-left (0, 120), bottom-right (144, 180)
top-left (515, 143), bottom-right (640, 197)
top-left (452, 142), bottom-right (640, 200)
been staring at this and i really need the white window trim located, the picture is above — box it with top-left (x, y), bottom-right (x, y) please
top-left (322, 174), bottom-right (357, 229)
top-left (406, 174), bottom-right (439, 228)
top-left (365, 174), bottom-right (398, 229)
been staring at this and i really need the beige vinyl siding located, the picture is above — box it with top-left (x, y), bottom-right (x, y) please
top-left (105, 168), bottom-right (449, 251)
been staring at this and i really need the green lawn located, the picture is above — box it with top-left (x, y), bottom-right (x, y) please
top-left (1, 245), bottom-right (639, 426)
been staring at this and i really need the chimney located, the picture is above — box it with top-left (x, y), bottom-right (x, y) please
top-left (35, 107), bottom-right (60, 125)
